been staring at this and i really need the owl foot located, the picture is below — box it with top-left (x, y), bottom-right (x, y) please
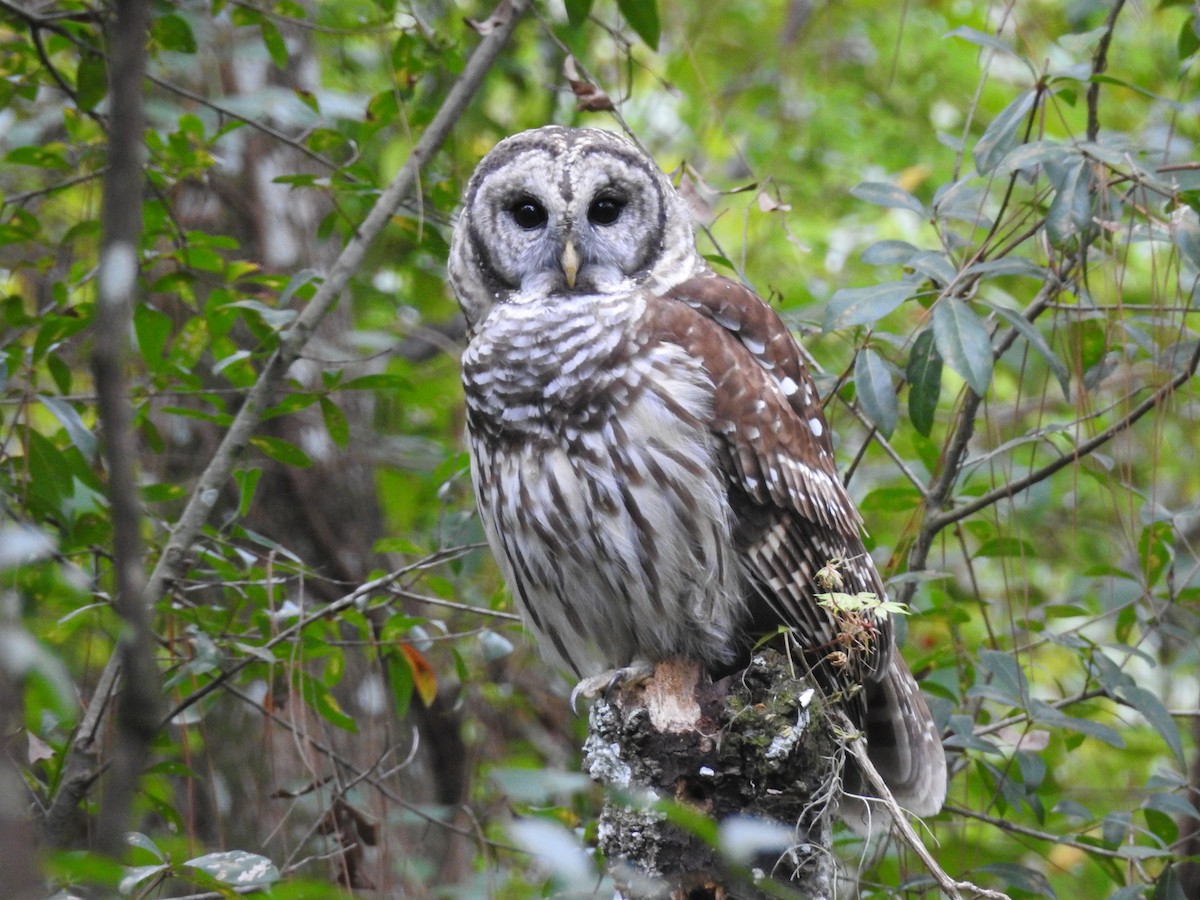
top-left (570, 661), bottom-right (655, 714)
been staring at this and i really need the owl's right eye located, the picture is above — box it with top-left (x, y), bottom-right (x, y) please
top-left (509, 197), bottom-right (548, 230)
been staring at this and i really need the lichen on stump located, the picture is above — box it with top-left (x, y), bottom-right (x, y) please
top-left (582, 650), bottom-right (843, 900)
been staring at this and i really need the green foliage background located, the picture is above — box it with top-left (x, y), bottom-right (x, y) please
top-left (0, 0), bottom-right (1198, 896)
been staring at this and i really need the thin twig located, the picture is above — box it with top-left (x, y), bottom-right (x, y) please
top-left (1086, 0), bottom-right (1127, 143)
top-left (845, 722), bottom-right (1012, 900)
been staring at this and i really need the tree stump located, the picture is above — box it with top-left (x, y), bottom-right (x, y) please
top-left (583, 651), bottom-right (842, 900)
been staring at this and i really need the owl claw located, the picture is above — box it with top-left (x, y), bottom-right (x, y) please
top-left (570, 661), bottom-right (655, 714)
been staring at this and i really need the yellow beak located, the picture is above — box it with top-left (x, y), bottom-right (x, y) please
top-left (561, 240), bottom-right (579, 289)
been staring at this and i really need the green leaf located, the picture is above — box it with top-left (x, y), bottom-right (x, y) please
top-left (1046, 155), bottom-right (1093, 247)
top-left (76, 51), bottom-right (107, 112)
top-left (1031, 699), bottom-right (1124, 748)
top-left (932, 300), bottom-right (993, 396)
top-left (854, 348), bottom-right (897, 437)
top-left (906, 329), bottom-right (942, 437)
top-left (151, 13), bottom-right (198, 53)
top-left (134, 303), bottom-right (173, 374)
top-left (119, 864), bottom-right (168, 894)
top-left (250, 435), bottom-right (313, 468)
top-left (387, 651), bottom-right (414, 720)
top-left (1137, 521), bottom-right (1174, 588)
top-left (968, 648), bottom-right (1029, 708)
top-left (261, 20), bottom-right (289, 70)
top-left (234, 467), bottom-right (261, 517)
top-left (564, 0), bottom-right (595, 26)
top-left (39, 395), bottom-right (97, 461)
top-left (850, 181), bottom-right (927, 216)
top-left (126, 832), bottom-right (165, 861)
top-left (945, 25), bottom-right (1020, 58)
top-left (1118, 685), bottom-right (1184, 765)
top-left (984, 302), bottom-right (1071, 399)
top-left (861, 239), bottom-right (919, 266)
top-left (973, 89), bottom-right (1036, 174)
top-left (184, 850), bottom-right (280, 887)
top-left (1179, 15), bottom-right (1200, 60)
top-left (824, 281), bottom-right (914, 331)
top-left (616, 0), bottom-right (660, 49)
top-left (320, 396), bottom-right (349, 447)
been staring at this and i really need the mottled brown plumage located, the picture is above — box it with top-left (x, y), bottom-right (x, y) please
top-left (449, 126), bottom-right (946, 828)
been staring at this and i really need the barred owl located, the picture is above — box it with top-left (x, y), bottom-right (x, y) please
top-left (448, 126), bottom-right (946, 825)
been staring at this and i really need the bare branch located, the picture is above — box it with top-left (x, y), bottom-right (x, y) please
top-left (1086, 0), bottom-right (1127, 143)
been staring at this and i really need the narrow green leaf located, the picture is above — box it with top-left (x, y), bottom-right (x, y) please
top-left (932, 300), bottom-right (993, 396)
top-left (76, 51), bottom-right (107, 112)
top-left (250, 435), bottom-right (313, 468)
top-left (962, 257), bottom-right (1048, 279)
top-left (564, 0), bottom-right (595, 26)
top-left (906, 329), bottom-right (942, 437)
top-left (854, 348), bottom-right (897, 437)
top-left (849, 181), bottom-right (921, 216)
top-left (234, 467), bottom-right (262, 517)
top-left (1031, 699), bottom-right (1124, 748)
top-left (1118, 685), bottom-right (1185, 765)
top-left (260, 20), bottom-right (289, 70)
top-left (39, 395), bottom-right (97, 461)
top-left (1046, 155), bottom-right (1092, 247)
top-left (984, 302), bottom-right (1071, 399)
top-left (850, 181), bottom-right (927, 215)
top-left (861, 239), bottom-right (918, 266)
top-left (134, 303), bottom-right (173, 374)
top-left (908, 250), bottom-right (958, 287)
top-left (993, 139), bottom-right (1068, 176)
top-left (616, 0), bottom-right (660, 49)
top-left (1138, 521), bottom-right (1174, 588)
top-left (319, 396), bottom-right (349, 447)
top-left (945, 25), bottom-right (1020, 58)
top-left (388, 652), bottom-right (415, 720)
top-left (973, 89), bottom-right (1036, 174)
top-left (824, 281), bottom-right (913, 331)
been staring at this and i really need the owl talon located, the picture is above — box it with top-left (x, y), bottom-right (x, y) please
top-left (570, 662), bottom-right (655, 714)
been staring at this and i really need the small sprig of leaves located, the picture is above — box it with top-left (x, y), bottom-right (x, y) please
top-left (815, 590), bottom-right (911, 622)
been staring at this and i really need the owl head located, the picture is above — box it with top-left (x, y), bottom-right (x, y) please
top-left (448, 126), bottom-right (702, 328)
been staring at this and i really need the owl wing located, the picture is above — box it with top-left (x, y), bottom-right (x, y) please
top-left (647, 271), bottom-right (894, 685)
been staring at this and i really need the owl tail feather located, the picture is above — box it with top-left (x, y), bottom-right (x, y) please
top-left (838, 657), bottom-right (947, 835)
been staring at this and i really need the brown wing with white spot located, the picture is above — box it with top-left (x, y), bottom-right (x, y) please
top-left (648, 272), bottom-right (894, 687)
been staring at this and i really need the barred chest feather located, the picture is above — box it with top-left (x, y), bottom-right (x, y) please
top-left (461, 291), bottom-right (744, 677)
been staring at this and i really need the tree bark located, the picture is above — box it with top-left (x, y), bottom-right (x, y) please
top-left (584, 652), bottom-right (840, 900)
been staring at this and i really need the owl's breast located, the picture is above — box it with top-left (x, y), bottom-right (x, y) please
top-left (461, 291), bottom-right (652, 438)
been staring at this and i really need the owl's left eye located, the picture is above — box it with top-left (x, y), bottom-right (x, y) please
top-left (588, 196), bottom-right (625, 226)
top-left (509, 197), bottom-right (548, 230)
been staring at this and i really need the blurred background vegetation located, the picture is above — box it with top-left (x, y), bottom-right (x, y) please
top-left (0, 0), bottom-right (1198, 896)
